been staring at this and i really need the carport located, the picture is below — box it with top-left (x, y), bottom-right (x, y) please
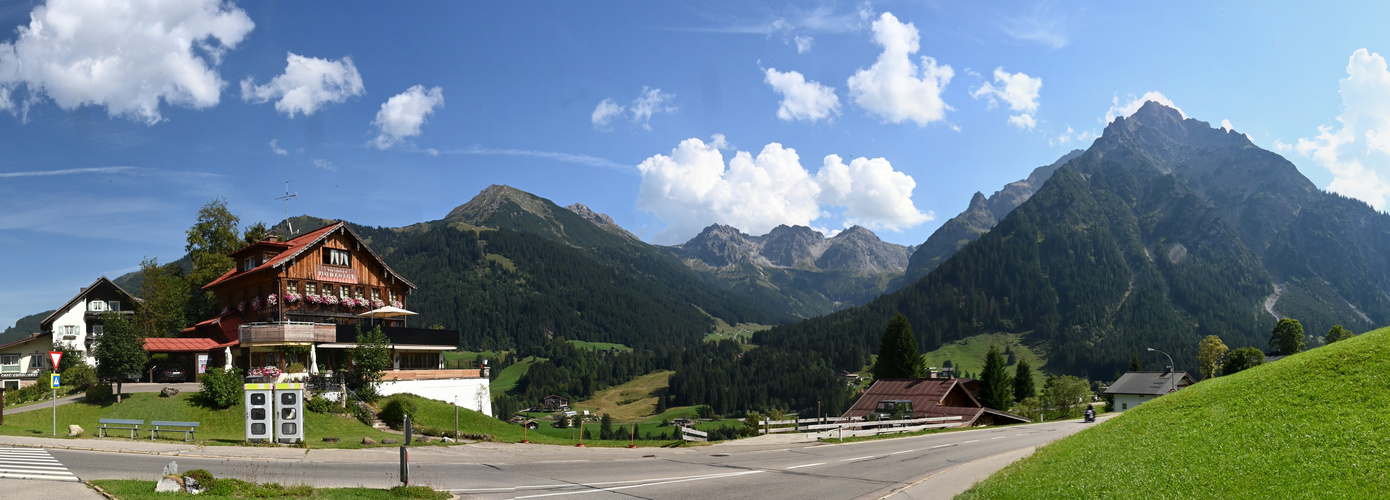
top-left (142, 337), bottom-right (237, 382)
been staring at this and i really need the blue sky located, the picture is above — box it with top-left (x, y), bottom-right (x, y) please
top-left (4, 0), bottom-right (1390, 329)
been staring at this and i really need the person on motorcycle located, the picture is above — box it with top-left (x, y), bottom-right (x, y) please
top-left (1084, 404), bottom-right (1096, 422)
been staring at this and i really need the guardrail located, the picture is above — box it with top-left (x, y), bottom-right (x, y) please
top-left (680, 426), bottom-right (707, 442)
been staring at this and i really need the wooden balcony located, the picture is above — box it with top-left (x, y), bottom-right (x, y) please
top-left (384, 369), bottom-right (483, 381)
top-left (239, 322), bottom-right (336, 344)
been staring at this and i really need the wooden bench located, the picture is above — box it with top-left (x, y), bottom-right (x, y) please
top-left (97, 418), bottom-right (144, 439)
top-left (150, 420), bottom-right (200, 442)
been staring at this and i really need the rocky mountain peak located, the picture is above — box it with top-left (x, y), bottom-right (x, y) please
top-left (445, 184), bottom-right (551, 223)
top-left (564, 203), bottom-right (636, 239)
top-left (762, 225), bottom-right (827, 267)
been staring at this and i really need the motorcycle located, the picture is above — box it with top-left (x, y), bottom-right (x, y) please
top-left (1084, 409), bottom-right (1096, 423)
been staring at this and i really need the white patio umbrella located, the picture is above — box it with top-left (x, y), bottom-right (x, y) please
top-left (359, 306), bottom-right (417, 326)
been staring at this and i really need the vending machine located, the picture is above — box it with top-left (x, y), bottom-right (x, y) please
top-left (275, 382), bottom-right (305, 444)
top-left (244, 383), bottom-right (274, 443)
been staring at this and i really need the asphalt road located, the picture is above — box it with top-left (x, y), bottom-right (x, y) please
top-left (50, 416), bottom-right (1107, 499)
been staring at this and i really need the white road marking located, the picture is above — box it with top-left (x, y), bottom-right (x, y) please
top-left (991, 436), bottom-right (1005, 439)
top-left (962, 440), bottom-right (979, 444)
top-left (785, 463), bottom-right (825, 469)
top-left (508, 470), bottom-right (765, 498)
top-left (0, 448), bottom-right (78, 482)
top-left (930, 444), bottom-right (955, 449)
top-left (841, 456), bottom-right (875, 462)
top-left (889, 449), bottom-right (916, 455)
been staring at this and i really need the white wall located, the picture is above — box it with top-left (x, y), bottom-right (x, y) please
top-left (49, 302), bottom-right (97, 366)
top-left (378, 377), bottom-right (492, 417)
top-left (1113, 394), bottom-right (1156, 411)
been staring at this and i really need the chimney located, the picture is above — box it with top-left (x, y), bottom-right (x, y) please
top-left (1162, 365), bottom-right (1172, 375)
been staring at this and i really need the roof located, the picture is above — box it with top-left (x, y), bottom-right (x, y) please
top-left (144, 337), bottom-right (236, 353)
top-left (179, 312), bottom-right (245, 345)
top-left (1103, 371), bottom-right (1197, 396)
top-left (843, 378), bottom-right (981, 416)
top-left (0, 331), bottom-right (51, 351)
top-left (202, 221), bottom-right (417, 291)
top-left (40, 276), bottom-right (142, 329)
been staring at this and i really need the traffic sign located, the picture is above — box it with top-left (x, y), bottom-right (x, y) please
top-left (50, 373), bottom-right (60, 388)
top-left (48, 351), bottom-right (62, 370)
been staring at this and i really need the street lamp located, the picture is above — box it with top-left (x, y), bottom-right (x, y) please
top-left (1146, 347), bottom-right (1175, 396)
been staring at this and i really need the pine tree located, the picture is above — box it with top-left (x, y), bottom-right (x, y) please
top-left (979, 344), bottom-right (1013, 410)
top-left (871, 314), bottom-right (925, 380)
top-left (1129, 353), bottom-right (1143, 372)
top-left (1012, 358), bottom-right (1035, 403)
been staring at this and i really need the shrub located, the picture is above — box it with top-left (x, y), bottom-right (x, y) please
top-left (286, 362), bottom-right (307, 373)
top-left (85, 383), bottom-right (114, 404)
top-left (63, 364), bottom-right (98, 390)
top-left (200, 367), bottom-right (243, 409)
top-left (378, 397), bottom-right (418, 429)
top-left (183, 469), bottom-right (215, 489)
top-left (349, 403), bottom-right (375, 426)
top-left (306, 395), bottom-right (344, 414)
top-left (17, 380), bottom-right (49, 402)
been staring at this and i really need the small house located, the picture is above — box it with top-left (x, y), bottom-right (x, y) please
top-left (842, 378), bottom-right (1031, 427)
top-left (542, 394), bottom-right (570, 411)
top-left (1104, 370), bottom-right (1197, 411)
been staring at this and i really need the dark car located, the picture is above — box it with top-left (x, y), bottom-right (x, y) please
top-left (154, 364), bottom-right (187, 383)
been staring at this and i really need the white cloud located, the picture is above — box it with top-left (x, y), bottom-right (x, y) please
top-left (240, 53), bottom-right (365, 117)
top-left (447, 146), bottom-right (628, 171)
top-left (591, 98), bottom-right (624, 130)
top-left (269, 139), bottom-right (288, 155)
top-left (0, 0), bottom-right (254, 124)
top-left (1000, 2), bottom-right (1070, 49)
top-left (0, 166), bottom-right (138, 178)
top-left (1221, 119), bottom-right (1234, 131)
top-left (1050, 125), bottom-right (1095, 147)
top-left (971, 67), bottom-right (1042, 129)
top-left (594, 87), bottom-right (677, 131)
top-left (764, 68), bottom-right (841, 122)
top-left (847, 12), bottom-right (954, 126)
top-left (1105, 91), bottom-right (1184, 123)
top-left (370, 85), bottom-right (444, 149)
top-left (636, 135), bottom-right (933, 243)
top-left (1292, 49), bottom-right (1390, 210)
top-left (1272, 140), bottom-right (1294, 153)
top-left (795, 35), bottom-right (814, 54)
top-left (311, 159), bottom-right (336, 171)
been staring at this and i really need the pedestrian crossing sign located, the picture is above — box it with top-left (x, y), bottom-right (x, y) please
top-left (50, 373), bottom-right (60, 388)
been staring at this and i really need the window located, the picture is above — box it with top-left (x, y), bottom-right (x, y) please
top-left (354, 287), bottom-right (364, 300)
top-left (371, 289), bottom-right (381, 301)
top-left (323, 248), bottom-right (351, 267)
top-left (1, 354), bottom-right (19, 374)
top-left (323, 284), bottom-right (335, 298)
top-left (287, 281), bottom-right (298, 294)
top-left (306, 282), bottom-right (317, 295)
top-left (108, 300), bottom-right (120, 311)
top-left (243, 256), bottom-right (256, 272)
top-left (1122, 403), bottom-right (1128, 410)
top-left (64, 325), bottom-right (79, 336)
top-left (88, 300), bottom-right (107, 312)
top-left (398, 353), bottom-right (438, 370)
top-left (92, 325), bottom-right (103, 336)
top-left (339, 286), bottom-right (349, 299)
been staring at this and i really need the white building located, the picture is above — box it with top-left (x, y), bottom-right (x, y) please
top-left (39, 276), bottom-right (142, 367)
top-left (1103, 370), bottom-right (1197, 411)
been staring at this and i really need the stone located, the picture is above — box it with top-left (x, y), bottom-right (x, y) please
top-left (155, 477), bottom-right (183, 493)
top-left (361, 437), bottom-right (377, 445)
top-left (162, 461), bottom-right (179, 476)
top-left (416, 436), bottom-right (430, 443)
top-left (68, 424), bottom-right (84, 437)
top-left (441, 437), bottom-right (455, 443)
top-left (183, 475), bottom-right (205, 494)
top-left (382, 438), bottom-right (398, 444)
top-left (321, 437), bottom-right (340, 442)
top-left (160, 387), bottom-right (180, 398)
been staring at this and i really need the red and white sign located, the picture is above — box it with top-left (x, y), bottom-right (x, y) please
top-left (48, 351), bottom-right (62, 369)
top-left (316, 265), bottom-right (357, 284)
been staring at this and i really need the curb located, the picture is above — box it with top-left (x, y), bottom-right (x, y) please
top-left (86, 480), bottom-right (119, 500)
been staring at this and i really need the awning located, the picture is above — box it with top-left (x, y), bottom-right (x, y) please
top-left (144, 337), bottom-right (237, 353)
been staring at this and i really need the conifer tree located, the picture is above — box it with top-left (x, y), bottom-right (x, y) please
top-left (871, 314), bottom-right (925, 380)
top-left (1012, 358), bottom-right (1035, 403)
top-left (979, 344), bottom-right (1013, 410)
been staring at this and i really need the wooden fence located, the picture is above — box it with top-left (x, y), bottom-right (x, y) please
top-left (679, 426), bottom-right (707, 442)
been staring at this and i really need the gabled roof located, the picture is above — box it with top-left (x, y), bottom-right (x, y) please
top-left (40, 276), bottom-right (142, 330)
top-left (0, 331), bottom-right (51, 351)
top-left (1103, 371), bottom-right (1197, 396)
top-left (178, 312), bottom-right (245, 345)
top-left (202, 221), bottom-right (416, 290)
top-left (842, 378), bottom-right (1031, 426)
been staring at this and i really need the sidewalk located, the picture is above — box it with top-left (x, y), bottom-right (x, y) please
top-left (4, 383), bottom-right (201, 415)
top-left (0, 478), bottom-right (105, 499)
top-left (881, 446), bottom-right (1035, 500)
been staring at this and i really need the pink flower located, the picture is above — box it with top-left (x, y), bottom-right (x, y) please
top-left (266, 294), bottom-right (278, 306)
top-left (251, 297), bottom-right (262, 310)
top-left (236, 301), bottom-right (246, 312)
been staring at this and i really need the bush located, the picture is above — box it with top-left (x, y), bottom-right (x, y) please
top-left (85, 383), bottom-right (114, 404)
top-left (17, 380), bottom-right (50, 402)
top-left (349, 403), bottom-right (375, 426)
top-left (378, 397), bottom-right (418, 429)
top-left (286, 362), bottom-right (307, 373)
top-left (200, 367), bottom-right (243, 409)
top-left (306, 395), bottom-right (344, 414)
top-left (183, 469), bottom-right (215, 489)
top-left (63, 364), bottom-right (98, 390)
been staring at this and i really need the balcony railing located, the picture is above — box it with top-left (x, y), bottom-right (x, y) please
top-left (239, 322), bottom-right (336, 344)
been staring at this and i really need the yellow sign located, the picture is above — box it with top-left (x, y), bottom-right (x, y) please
top-left (275, 383), bottom-right (303, 390)
top-left (244, 383), bottom-right (272, 390)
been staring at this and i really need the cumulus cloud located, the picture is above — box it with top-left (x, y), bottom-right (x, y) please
top-left (794, 35), bottom-right (814, 54)
top-left (1221, 119), bottom-right (1234, 131)
top-left (1104, 91), bottom-right (1184, 123)
top-left (591, 98), bottom-right (624, 130)
top-left (636, 135), bottom-right (933, 243)
top-left (370, 85), bottom-right (444, 149)
top-left (0, 0), bottom-right (254, 124)
top-left (241, 53), bottom-right (365, 117)
top-left (971, 67), bottom-right (1042, 129)
top-left (847, 12), bottom-right (954, 126)
top-left (592, 87), bottom-right (676, 131)
top-left (1292, 49), bottom-right (1390, 210)
top-left (764, 68), bottom-right (841, 122)
top-left (269, 139), bottom-right (288, 155)
top-left (1050, 126), bottom-right (1095, 147)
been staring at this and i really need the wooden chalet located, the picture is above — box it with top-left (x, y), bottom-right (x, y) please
top-left (842, 378), bottom-right (1031, 427)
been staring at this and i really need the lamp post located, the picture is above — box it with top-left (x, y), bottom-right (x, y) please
top-left (1146, 347), bottom-right (1175, 396)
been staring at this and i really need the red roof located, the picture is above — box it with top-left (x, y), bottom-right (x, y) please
top-left (203, 222), bottom-right (342, 289)
top-left (144, 337), bottom-right (235, 352)
top-left (178, 312), bottom-right (244, 345)
top-left (842, 378), bottom-right (1031, 426)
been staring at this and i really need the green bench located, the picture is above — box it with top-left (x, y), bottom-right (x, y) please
top-left (150, 420), bottom-right (200, 442)
top-left (97, 418), bottom-right (144, 439)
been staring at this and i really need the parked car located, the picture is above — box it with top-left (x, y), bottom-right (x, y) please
top-left (154, 364), bottom-right (187, 383)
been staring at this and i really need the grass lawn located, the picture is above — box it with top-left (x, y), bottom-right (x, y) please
top-left (959, 326), bottom-right (1390, 499)
top-left (0, 392), bottom-right (407, 449)
top-left (91, 479), bottom-right (447, 500)
top-left (704, 317), bottom-right (770, 347)
top-left (382, 393), bottom-right (680, 447)
top-left (919, 332), bottom-right (1046, 386)
top-left (571, 370), bottom-right (672, 421)
top-left (490, 356), bottom-right (542, 396)
top-left (566, 340), bottom-right (632, 352)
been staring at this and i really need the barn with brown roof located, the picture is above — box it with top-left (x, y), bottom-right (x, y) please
top-left (842, 378), bottom-right (1031, 427)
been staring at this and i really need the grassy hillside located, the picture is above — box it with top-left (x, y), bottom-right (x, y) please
top-left (959, 327), bottom-right (1390, 499)
top-left (920, 333), bottom-right (1046, 386)
top-left (572, 370), bottom-right (673, 421)
top-left (490, 356), bottom-right (542, 395)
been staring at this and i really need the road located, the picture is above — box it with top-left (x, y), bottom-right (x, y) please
top-left (4, 382), bottom-right (201, 414)
top-left (50, 416), bottom-right (1109, 499)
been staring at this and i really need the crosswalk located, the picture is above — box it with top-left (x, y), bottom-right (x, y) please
top-left (0, 447), bottom-right (79, 481)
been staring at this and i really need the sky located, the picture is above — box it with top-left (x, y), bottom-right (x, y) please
top-left (4, 0), bottom-right (1390, 329)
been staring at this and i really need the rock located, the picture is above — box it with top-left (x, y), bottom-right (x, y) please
top-left (321, 437), bottom-right (339, 442)
top-left (68, 424), bottom-right (84, 437)
top-left (441, 437), bottom-right (455, 443)
top-left (155, 477), bottom-right (183, 493)
top-left (160, 387), bottom-right (180, 397)
top-left (162, 460), bottom-right (179, 476)
top-left (183, 475), bottom-right (205, 494)
top-left (382, 438), bottom-right (398, 444)
top-left (416, 436), bottom-right (430, 443)
top-left (362, 437), bottom-right (377, 445)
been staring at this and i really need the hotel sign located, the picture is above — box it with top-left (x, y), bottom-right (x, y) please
top-left (316, 265), bottom-right (357, 284)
